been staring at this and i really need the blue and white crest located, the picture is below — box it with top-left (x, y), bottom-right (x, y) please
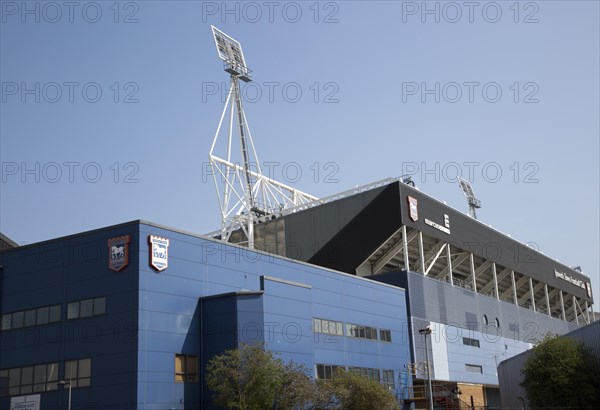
top-left (108, 235), bottom-right (130, 272)
top-left (408, 196), bottom-right (418, 222)
top-left (149, 235), bottom-right (170, 272)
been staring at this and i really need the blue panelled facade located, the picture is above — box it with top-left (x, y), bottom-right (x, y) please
top-left (0, 221), bottom-right (412, 409)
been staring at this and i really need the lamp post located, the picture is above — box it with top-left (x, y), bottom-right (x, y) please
top-left (419, 326), bottom-right (434, 410)
top-left (58, 380), bottom-right (71, 410)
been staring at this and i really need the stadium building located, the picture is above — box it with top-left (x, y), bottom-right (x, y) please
top-left (222, 177), bottom-right (595, 408)
top-left (0, 221), bottom-right (412, 409)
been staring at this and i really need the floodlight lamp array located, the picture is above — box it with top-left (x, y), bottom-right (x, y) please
top-left (211, 26), bottom-right (252, 82)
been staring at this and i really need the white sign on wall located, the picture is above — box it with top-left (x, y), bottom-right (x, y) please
top-left (10, 394), bottom-right (40, 410)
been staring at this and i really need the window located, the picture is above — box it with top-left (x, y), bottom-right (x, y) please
top-left (465, 364), bottom-right (483, 374)
top-left (316, 364), bottom-right (342, 380)
top-left (349, 367), bottom-right (380, 381)
top-left (0, 305), bottom-right (61, 332)
top-left (67, 297), bottom-right (106, 320)
top-left (1, 314), bottom-right (11, 331)
top-left (175, 355), bottom-right (198, 382)
top-left (379, 329), bottom-right (392, 342)
top-left (462, 337), bottom-right (480, 348)
top-left (495, 318), bottom-right (500, 328)
top-left (65, 358), bottom-right (91, 388)
top-left (382, 370), bottom-right (395, 390)
top-left (313, 318), bottom-right (343, 336)
top-left (346, 323), bottom-right (378, 341)
top-left (483, 315), bottom-right (488, 326)
top-left (0, 363), bottom-right (58, 397)
top-left (36, 307), bottom-right (49, 325)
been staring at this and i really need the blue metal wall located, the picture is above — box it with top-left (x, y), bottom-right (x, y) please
top-left (137, 222), bottom-right (412, 409)
top-left (0, 223), bottom-right (140, 410)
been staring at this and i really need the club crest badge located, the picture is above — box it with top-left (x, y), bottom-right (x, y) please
top-left (108, 235), bottom-right (131, 272)
top-left (408, 196), bottom-right (418, 222)
top-left (149, 235), bottom-right (170, 272)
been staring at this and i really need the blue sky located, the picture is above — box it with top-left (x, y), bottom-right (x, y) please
top-left (1, 1), bottom-right (599, 300)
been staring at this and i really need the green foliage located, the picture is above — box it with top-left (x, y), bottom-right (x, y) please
top-left (520, 333), bottom-right (600, 409)
top-left (323, 369), bottom-right (400, 410)
top-left (205, 344), bottom-right (400, 410)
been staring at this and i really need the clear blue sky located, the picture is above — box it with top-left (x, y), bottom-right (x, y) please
top-left (1, 1), bottom-right (599, 301)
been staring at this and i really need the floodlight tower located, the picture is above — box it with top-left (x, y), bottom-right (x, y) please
top-left (457, 177), bottom-right (482, 219)
top-left (208, 27), bottom-right (317, 248)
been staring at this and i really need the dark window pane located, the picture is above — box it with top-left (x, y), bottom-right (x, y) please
top-left (12, 312), bottom-right (24, 329)
top-left (317, 365), bottom-right (324, 380)
top-left (8, 369), bottom-right (20, 387)
top-left (49, 306), bottom-right (61, 322)
top-left (65, 361), bottom-right (77, 381)
top-left (79, 359), bottom-right (91, 378)
top-left (93, 298), bottom-right (106, 315)
top-left (67, 302), bottom-right (79, 320)
top-left (25, 310), bottom-right (36, 327)
top-left (325, 366), bottom-right (332, 380)
top-left (21, 367), bottom-right (33, 385)
top-left (80, 300), bottom-right (93, 318)
top-left (33, 365), bottom-right (46, 385)
top-left (78, 378), bottom-right (90, 388)
top-left (47, 363), bottom-right (58, 382)
top-left (1, 314), bottom-right (11, 331)
top-left (20, 385), bottom-right (33, 394)
top-left (36, 307), bottom-right (49, 325)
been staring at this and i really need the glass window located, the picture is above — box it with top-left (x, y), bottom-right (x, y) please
top-left (380, 329), bottom-right (392, 342)
top-left (20, 366), bottom-right (33, 394)
top-left (67, 302), bottom-right (79, 320)
top-left (465, 364), bottom-right (483, 373)
top-left (313, 318), bottom-right (321, 333)
top-left (65, 360), bottom-right (78, 387)
top-left (93, 298), bottom-right (106, 315)
top-left (36, 307), bottom-right (49, 325)
top-left (462, 337), bottom-right (480, 348)
top-left (80, 300), bottom-right (93, 318)
top-left (11, 312), bottom-right (24, 329)
top-left (46, 363), bottom-right (58, 391)
top-left (33, 365), bottom-right (46, 392)
top-left (0, 369), bottom-right (8, 397)
top-left (317, 364), bottom-right (325, 380)
top-left (9, 368), bottom-right (20, 396)
top-left (49, 305), bottom-right (61, 323)
top-left (382, 370), bottom-right (395, 389)
top-left (483, 315), bottom-right (489, 326)
top-left (495, 318), bottom-right (500, 328)
top-left (1, 314), bottom-right (11, 331)
top-left (25, 310), bottom-right (37, 327)
top-left (174, 354), bottom-right (197, 382)
top-left (175, 355), bottom-right (184, 382)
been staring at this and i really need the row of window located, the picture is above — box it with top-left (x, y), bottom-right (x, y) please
top-left (67, 297), bottom-right (106, 320)
top-left (0, 358), bottom-right (91, 397)
top-left (315, 364), bottom-right (395, 389)
top-left (312, 318), bottom-right (392, 343)
top-left (1, 297), bottom-right (106, 332)
top-left (1, 305), bottom-right (61, 331)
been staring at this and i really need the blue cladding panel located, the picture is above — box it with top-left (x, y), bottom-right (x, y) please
top-left (0, 223), bottom-right (140, 410)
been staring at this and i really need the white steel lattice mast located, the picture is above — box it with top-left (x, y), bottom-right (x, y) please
top-left (208, 26), bottom-right (317, 248)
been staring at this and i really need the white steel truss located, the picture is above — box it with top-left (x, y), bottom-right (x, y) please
top-left (208, 75), bottom-right (317, 247)
top-left (355, 226), bottom-right (594, 324)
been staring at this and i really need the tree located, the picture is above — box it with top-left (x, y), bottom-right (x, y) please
top-left (205, 343), bottom-right (401, 410)
top-left (205, 343), bottom-right (320, 410)
top-left (323, 369), bottom-right (400, 410)
top-left (520, 333), bottom-right (600, 409)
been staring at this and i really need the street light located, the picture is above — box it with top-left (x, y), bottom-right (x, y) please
top-left (58, 380), bottom-right (71, 410)
top-left (418, 326), bottom-right (434, 410)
